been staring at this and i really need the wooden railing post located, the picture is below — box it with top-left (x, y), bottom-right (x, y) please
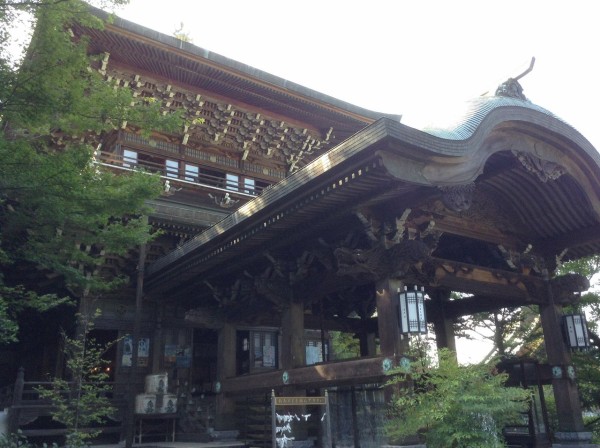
top-left (7, 367), bottom-right (25, 434)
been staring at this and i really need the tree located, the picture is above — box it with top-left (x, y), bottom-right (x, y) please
top-left (386, 349), bottom-right (530, 448)
top-left (329, 330), bottom-right (361, 359)
top-left (456, 256), bottom-right (600, 441)
top-left (455, 304), bottom-right (543, 362)
top-left (0, 0), bottom-right (181, 344)
top-left (37, 310), bottom-right (117, 448)
top-left (456, 256), bottom-right (600, 361)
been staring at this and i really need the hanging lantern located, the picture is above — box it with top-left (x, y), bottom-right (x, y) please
top-left (398, 286), bottom-right (427, 334)
top-left (562, 313), bottom-right (590, 350)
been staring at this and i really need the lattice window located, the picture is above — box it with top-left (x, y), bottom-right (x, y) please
top-left (166, 159), bottom-right (179, 178)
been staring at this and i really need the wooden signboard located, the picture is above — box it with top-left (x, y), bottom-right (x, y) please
top-left (271, 390), bottom-right (332, 448)
top-left (274, 396), bottom-right (327, 406)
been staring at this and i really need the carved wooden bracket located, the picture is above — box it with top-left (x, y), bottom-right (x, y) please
top-left (551, 273), bottom-right (590, 300)
top-left (513, 150), bottom-right (566, 182)
top-left (497, 244), bottom-right (545, 274)
top-left (438, 183), bottom-right (475, 212)
top-left (101, 67), bottom-right (333, 172)
top-left (334, 239), bottom-right (432, 281)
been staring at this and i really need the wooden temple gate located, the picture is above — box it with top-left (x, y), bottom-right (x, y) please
top-left (4, 10), bottom-right (599, 447)
top-left (145, 89), bottom-right (600, 446)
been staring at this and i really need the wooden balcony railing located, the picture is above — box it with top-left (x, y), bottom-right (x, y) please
top-left (6, 368), bottom-right (127, 437)
top-left (95, 150), bottom-right (269, 197)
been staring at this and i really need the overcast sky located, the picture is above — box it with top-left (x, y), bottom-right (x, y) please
top-left (114, 0), bottom-right (600, 153)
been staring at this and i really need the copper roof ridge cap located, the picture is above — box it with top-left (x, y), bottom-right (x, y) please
top-left (384, 98), bottom-right (600, 167)
top-left (417, 95), bottom-right (570, 140)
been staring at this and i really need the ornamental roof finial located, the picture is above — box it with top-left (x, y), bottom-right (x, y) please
top-left (495, 57), bottom-right (535, 101)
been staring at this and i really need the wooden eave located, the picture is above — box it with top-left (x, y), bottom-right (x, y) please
top-left (145, 119), bottom-right (396, 293)
top-left (76, 8), bottom-right (401, 139)
top-left (146, 97), bottom-right (600, 302)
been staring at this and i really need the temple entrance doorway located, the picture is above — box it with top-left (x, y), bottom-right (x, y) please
top-left (192, 329), bottom-right (218, 394)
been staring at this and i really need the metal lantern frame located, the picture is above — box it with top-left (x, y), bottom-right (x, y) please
top-left (562, 312), bottom-right (590, 350)
top-left (398, 285), bottom-right (428, 335)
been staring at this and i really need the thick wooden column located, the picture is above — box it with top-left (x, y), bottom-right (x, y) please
top-left (125, 242), bottom-right (146, 448)
top-left (281, 299), bottom-right (305, 369)
top-left (431, 290), bottom-right (457, 355)
top-left (280, 298), bottom-right (308, 440)
top-left (375, 278), bottom-right (408, 357)
top-left (359, 332), bottom-right (377, 357)
top-left (215, 322), bottom-right (236, 430)
top-left (152, 305), bottom-right (165, 372)
top-left (539, 278), bottom-right (591, 445)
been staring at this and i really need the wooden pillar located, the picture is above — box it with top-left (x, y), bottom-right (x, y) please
top-left (281, 299), bottom-right (305, 369)
top-left (350, 386), bottom-right (361, 448)
top-left (125, 242), bottom-right (146, 448)
top-left (151, 305), bottom-right (165, 372)
top-left (375, 278), bottom-right (407, 357)
top-left (359, 332), bottom-right (377, 357)
top-left (539, 277), bottom-right (591, 445)
top-left (431, 290), bottom-right (457, 356)
top-left (215, 322), bottom-right (236, 430)
top-left (280, 298), bottom-right (308, 441)
top-left (7, 367), bottom-right (24, 434)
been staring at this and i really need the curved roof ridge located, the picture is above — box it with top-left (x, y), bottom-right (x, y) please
top-left (420, 95), bottom-right (570, 140)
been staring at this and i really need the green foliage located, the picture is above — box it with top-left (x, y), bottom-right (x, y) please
top-left (386, 349), bottom-right (530, 448)
top-left (558, 256), bottom-right (600, 281)
top-left (329, 330), bottom-right (360, 359)
top-left (558, 256), bottom-right (599, 335)
top-left (584, 415), bottom-right (600, 444)
top-left (572, 349), bottom-right (600, 412)
top-left (0, 430), bottom-right (58, 448)
top-left (0, 0), bottom-right (182, 344)
top-left (37, 311), bottom-right (117, 448)
top-left (0, 284), bottom-right (71, 343)
top-left (455, 305), bottom-right (543, 362)
top-left (0, 430), bottom-right (31, 448)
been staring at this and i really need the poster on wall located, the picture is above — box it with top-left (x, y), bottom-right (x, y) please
top-left (121, 336), bottom-right (150, 367)
top-left (306, 345), bottom-right (322, 366)
top-left (263, 345), bottom-right (276, 367)
top-left (122, 336), bottom-right (133, 367)
top-left (164, 344), bottom-right (177, 366)
top-left (137, 338), bottom-right (150, 367)
top-left (164, 345), bottom-right (191, 368)
top-left (176, 347), bottom-right (192, 368)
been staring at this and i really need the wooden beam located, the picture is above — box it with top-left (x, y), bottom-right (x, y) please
top-left (432, 213), bottom-right (522, 248)
top-left (438, 290), bottom-right (581, 319)
top-left (430, 257), bottom-right (544, 300)
top-left (221, 355), bottom-right (406, 395)
top-left (432, 294), bottom-right (534, 319)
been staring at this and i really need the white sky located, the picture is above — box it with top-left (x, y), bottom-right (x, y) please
top-left (109, 1), bottom-right (597, 363)
top-left (114, 0), bottom-right (600, 151)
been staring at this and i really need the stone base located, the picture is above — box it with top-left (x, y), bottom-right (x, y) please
top-left (553, 431), bottom-right (598, 447)
top-left (553, 445), bottom-right (599, 448)
top-left (287, 440), bottom-right (315, 448)
top-left (207, 428), bottom-right (239, 441)
top-left (381, 445), bottom-right (427, 448)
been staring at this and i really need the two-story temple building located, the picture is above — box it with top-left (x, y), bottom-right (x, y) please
top-left (4, 7), bottom-right (600, 448)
